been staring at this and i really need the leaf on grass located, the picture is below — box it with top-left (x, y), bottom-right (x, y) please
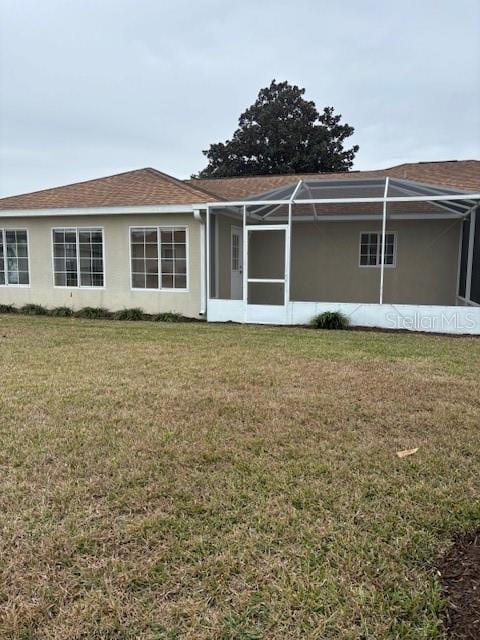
top-left (396, 447), bottom-right (419, 458)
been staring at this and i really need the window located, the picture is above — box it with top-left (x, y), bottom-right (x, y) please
top-left (232, 231), bottom-right (240, 271)
top-left (0, 229), bottom-right (29, 286)
top-left (360, 232), bottom-right (396, 267)
top-left (53, 228), bottom-right (104, 287)
top-left (130, 227), bottom-right (187, 290)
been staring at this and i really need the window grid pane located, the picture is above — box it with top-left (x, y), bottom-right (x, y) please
top-left (360, 232), bottom-right (395, 267)
top-left (160, 228), bottom-right (187, 289)
top-left (79, 229), bottom-right (104, 287)
top-left (131, 227), bottom-right (187, 290)
top-left (0, 230), bottom-right (5, 284)
top-left (232, 233), bottom-right (239, 271)
top-left (384, 233), bottom-right (395, 265)
top-left (53, 228), bottom-right (103, 288)
top-left (130, 228), bottom-right (158, 289)
top-left (1, 229), bottom-right (29, 285)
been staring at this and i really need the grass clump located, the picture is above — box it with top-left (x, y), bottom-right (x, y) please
top-left (0, 304), bottom-right (190, 323)
top-left (152, 311), bottom-right (186, 323)
top-left (49, 306), bottom-right (74, 317)
top-left (74, 306), bottom-right (111, 320)
top-left (0, 304), bottom-right (17, 314)
top-left (19, 303), bottom-right (48, 316)
top-left (311, 310), bottom-right (349, 330)
top-left (112, 308), bottom-right (145, 321)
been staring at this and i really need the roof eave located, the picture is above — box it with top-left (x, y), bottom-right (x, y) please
top-left (0, 203), bottom-right (212, 218)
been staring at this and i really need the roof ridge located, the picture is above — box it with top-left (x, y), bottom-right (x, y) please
top-left (382, 159), bottom-right (479, 171)
top-left (186, 172), bottom-right (341, 183)
top-left (187, 160), bottom-right (480, 184)
top-left (0, 167), bottom-right (162, 202)
top-left (0, 166), bottom-right (214, 209)
top-left (145, 167), bottom-right (224, 200)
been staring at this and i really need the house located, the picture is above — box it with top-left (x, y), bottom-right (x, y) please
top-left (0, 160), bottom-right (479, 334)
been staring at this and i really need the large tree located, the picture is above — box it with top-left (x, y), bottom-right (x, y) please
top-left (196, 80), bottom-right (359, 178)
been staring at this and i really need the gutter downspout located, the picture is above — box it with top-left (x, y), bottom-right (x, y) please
top-left (193, 209), bottom-right (206, 316)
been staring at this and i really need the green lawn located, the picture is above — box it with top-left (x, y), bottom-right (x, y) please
top-left (1, 316), bottom-right (479, 639)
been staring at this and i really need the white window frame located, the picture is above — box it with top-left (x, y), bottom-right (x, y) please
top-left (129, 225), bottom-right (189, 292)
top-left (358, 231), bottom-right (397, 268)
top-left (51, 226), bottom-right (106, 289)
top-left (0, 227), bottom-right (31, 288)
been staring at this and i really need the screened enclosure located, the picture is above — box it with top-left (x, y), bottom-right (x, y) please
top-left (206, 177), bottom-right (480, 331)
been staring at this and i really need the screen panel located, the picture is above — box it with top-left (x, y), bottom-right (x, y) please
top-left (458, 217), bottom-right (470, 299)
top-left (470, 213), bottom-right (480, 304)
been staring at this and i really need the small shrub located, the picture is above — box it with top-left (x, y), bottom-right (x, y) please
top-left (112, 308), bottom-right (145, 321)
top-left (311, 311), bottom-right (349, 330)
top-left (49, 306), bottom-right (74, 317)
top-left (152, 312), bottom-right (185, 323)
top-left (74, 307), bottom-right (111, 320)
top-left (0, 304), bottom-right (17, 314)
top-left (20, 303), bottom-right (48, 316)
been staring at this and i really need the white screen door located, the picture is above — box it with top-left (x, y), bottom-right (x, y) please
top-left (230, 226), bottom-right (243, 299)
top-left (245, 224), bottom-right (289, 324)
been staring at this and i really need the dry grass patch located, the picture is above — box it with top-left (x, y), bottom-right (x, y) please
top-left (0, 316), bottom-right (479, 639)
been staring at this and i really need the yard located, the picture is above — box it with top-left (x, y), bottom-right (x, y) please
top-left (0, 316), bottom-right (479, 640)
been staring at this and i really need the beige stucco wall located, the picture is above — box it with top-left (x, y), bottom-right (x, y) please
top-left (214, 217), bottom-right (461, 306)
top-left (0, 213), bottom-right (203, 317)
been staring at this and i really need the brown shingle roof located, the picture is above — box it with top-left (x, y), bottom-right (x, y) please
top-left (185, 160), bottom-right (480, 200)
top-left (386, 160), bottom-right (480, 192)
top-left (0, 168), bottom-right (213, 210)
top-left (0, 160), bottom-right (478, 212)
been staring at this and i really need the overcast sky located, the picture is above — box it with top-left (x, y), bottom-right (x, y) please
top-left (0, 0), bottom-right (479, 197)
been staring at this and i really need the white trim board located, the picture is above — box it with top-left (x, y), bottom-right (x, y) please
top-left (207, 299), bottom-right (480, 335)
top-left (208, 194), bottom-right (480, 207)
top-left (244, 213), bottom-right (464, 222)
top-left (0, 204), bottom-right (206, 218)
top-left (0, 209), bottom-right (466, 222)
